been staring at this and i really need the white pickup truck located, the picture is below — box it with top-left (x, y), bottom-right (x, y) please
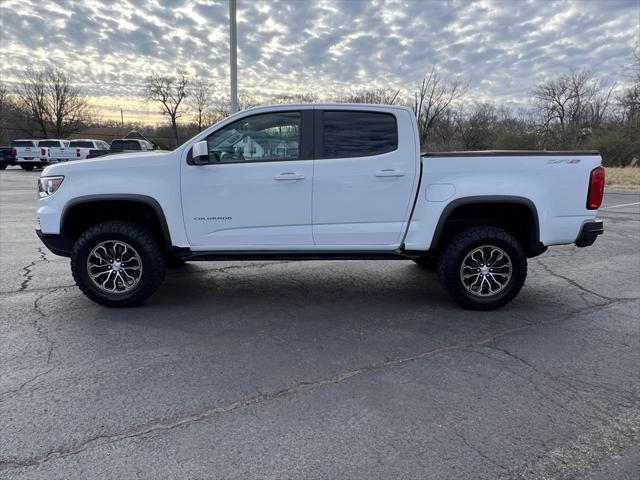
top-left (35, 104), bottom-right (605, 309)
top-left (67, 139), bottom-right (111, 161)
top-left (12, 139), bottom-right (44, 170)
top-left (38, 139), bottom-right (70, 164)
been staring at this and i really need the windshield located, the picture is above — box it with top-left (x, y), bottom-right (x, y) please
top-left (38, 141), bottom-right (63, 147)
top-left (11, 141), bottom-right (35, 147)
top-left (69, 141), bottom-right (94, 148)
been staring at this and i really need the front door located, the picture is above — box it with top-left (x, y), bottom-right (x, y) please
top-left (181, 110), bottom-right (314, 248)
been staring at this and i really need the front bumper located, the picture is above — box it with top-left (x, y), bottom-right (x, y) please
top-left (575, 220), bottom-right (604, 247)
top-left (36, 229), bottom-right (74, 257)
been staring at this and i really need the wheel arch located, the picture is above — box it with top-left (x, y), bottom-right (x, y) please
top-left (430, 195), bottom-right (542, 254)
top-left (61, 194), bottom-right (173, 250)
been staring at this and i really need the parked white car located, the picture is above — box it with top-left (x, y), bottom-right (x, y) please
top-left (68, 139), bottom-right (110, 160)
top-left (36, 104), bottom-right (605, 309)
top-left (12, 139), bottom-right (44, 171)
top-left (38, 139), bottom-right (70, 163)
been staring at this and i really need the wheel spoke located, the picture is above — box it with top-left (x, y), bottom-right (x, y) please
top-left (87, 240), bottom-right (143, 294)
top-left (460, 245), bottom-right (512, 297)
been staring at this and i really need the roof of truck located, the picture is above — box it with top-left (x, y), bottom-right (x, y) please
top-left (240, 103), bottom-right (413, 113)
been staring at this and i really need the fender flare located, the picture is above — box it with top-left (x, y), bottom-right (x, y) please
top-left (60, 194), bottom-right (173, 248)
top-left (430, 195), bottom-right (541, 250)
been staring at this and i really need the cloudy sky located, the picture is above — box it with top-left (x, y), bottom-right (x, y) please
top-left (1, 0), bottom-right (638, 123)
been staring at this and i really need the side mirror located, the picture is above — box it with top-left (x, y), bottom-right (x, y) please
top-left (191, 141), bottom-right (209, 165)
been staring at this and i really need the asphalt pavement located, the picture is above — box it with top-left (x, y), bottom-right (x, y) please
top-left (1, 166), bottom-right (638, 479)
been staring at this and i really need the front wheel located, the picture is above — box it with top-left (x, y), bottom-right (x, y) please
top-left (437, 226), bottom-right (527, 310)
top-left (71, 221), bottom-right (166, 307)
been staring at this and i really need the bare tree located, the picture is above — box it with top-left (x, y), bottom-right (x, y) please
top-left (17, 69), bottom-right (50, 137)
top-left (210, 91), bottom-right (258, 119)
top-left (145, 72), bottom-right (189, 145)
top-left (0, 82), bottom-right (18, 143)
top-left (411, 67), bottom-right (466, 146)
top-left (46, 68), bottom-right (89, 137)
top-left (533, 69), bottom-right (614, 146)
top-left (270, 93), bottom-right (318, 104)
top-left (339, 88), bottom-right (401, 105)
top-left (457, 103), bottom-right (498, 150)
top-left (190, 79), bottom-right (213, 132)
top-left (618, 48), bottom-right (640, 129)
top-left (15, 67), bottom-right (89, 138)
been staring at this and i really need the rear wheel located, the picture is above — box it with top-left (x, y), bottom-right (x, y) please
top-left (437, 226), bottom-right (527, 310)
top-left (71, 221), bottom-right (166, 307)
top-left (0, 163), bottom-right (6, 170)
top-left (21, 164), bottom-right (34, 171)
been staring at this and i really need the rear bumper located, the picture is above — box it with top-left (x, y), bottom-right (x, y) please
top-left (575, 220), bottom-right (604, 247)
top-left (36, 229), bottom-right (73, 257)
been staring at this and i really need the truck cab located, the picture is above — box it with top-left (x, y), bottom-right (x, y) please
top-left (35, 104), bottom-right (604, 310)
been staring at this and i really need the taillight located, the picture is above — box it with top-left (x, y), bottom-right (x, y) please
top-left (41, 148), bottom-right (46, 156)
top-left (11, 148), bottom-right (16, 157)
top-left (587, 166), bottom-right (605, 210)
top-left (76, 148), bottom-right (80, 157)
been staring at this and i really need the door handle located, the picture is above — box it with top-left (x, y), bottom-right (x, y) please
top-left (274, 172), bottom-right (305, 180)
top-left (375, 169), bottom-right (405, 177)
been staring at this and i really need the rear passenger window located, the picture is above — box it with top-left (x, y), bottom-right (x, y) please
top-left (322, 111), bottom-right (398, 159)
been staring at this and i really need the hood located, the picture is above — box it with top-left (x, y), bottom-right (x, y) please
top-left (42, 150), bottom-right (174, 176)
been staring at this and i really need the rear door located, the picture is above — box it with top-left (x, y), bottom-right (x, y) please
top-left (312, 108), bottom-right (419, 247)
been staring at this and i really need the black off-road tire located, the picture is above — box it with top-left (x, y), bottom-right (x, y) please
top-left (21, 164), bottom-right (34, 171)
top-left (437, 226), bottom-right (527, 310)
top-left (0, 163), bottom-right (7, 170)
top-left (413, 255), bottom-right (439, 270)
top-left (71, 221), bottom-right (166, 307)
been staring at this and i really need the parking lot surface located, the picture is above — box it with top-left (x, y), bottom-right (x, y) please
top-left (1, 167), bottom-right (638, 479)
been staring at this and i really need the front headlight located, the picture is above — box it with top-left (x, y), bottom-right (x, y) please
top-left (38, 176), bottom-right (64, 198)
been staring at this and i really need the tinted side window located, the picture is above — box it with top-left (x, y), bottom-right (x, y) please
top-left (322, 111), bottom-right (398, 159)
top-left (206, 112), bottom-right (300, 163)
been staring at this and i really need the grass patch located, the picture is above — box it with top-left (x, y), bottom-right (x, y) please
top-left (606, 167), bottom-right (640, 191)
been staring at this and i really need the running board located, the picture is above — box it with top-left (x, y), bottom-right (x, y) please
top-left (184, 250), bottom-right (423, 262)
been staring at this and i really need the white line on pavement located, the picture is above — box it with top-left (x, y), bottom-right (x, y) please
top-left (601, 202), bottom-right (640, 210)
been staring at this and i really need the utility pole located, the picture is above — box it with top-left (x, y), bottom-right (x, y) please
top-left (229, 0), bottom-right (238, 113)
top-left (120, 109), bottom-right (124, 129)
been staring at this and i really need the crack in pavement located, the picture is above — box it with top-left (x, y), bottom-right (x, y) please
top-left (1, 297), bottom-right (632, 472)
top-left (0, 288), bottom-right (65, 401)
top-left (533, 258), bottom-right (622, 302)
top-left (18, 247), bottom-right (49, 292)
top-left (450, 428), bottom-right (510, 472)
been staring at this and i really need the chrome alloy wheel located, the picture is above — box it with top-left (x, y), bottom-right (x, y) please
top-left (459, 245), bottom-right (512, 297)
top-left (87, 240), bottom-right (143, 294)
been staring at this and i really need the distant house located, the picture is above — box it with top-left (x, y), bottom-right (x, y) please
top-left (237, 134), bottom-right (298, 159)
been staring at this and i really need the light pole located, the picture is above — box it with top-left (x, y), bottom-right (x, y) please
top-left (229, 0), bottom-right (238, 113)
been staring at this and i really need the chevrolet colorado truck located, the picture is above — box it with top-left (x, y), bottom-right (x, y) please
top-left (35, 104), bottom-right (605, 309)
